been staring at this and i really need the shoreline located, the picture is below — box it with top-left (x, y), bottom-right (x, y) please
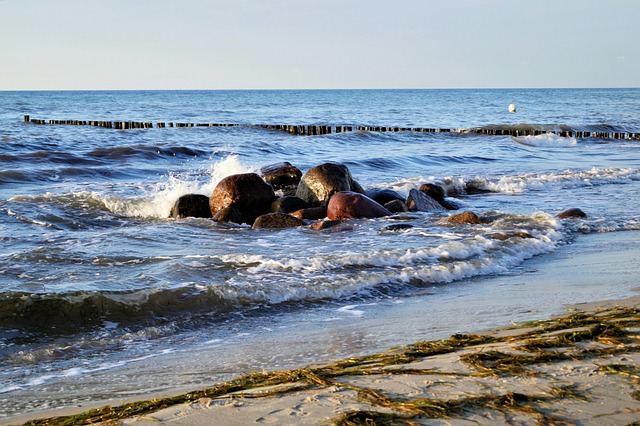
top-left (12, 295), bottom-right (640, 425)
top-left (5, 230), bottom-right (640, 425)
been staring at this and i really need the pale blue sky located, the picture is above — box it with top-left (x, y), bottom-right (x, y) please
top-left (1, 0), bottom-right (638, 90)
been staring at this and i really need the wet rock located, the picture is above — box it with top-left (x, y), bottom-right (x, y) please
top-left (169, 194), bottom-right (212, 219)
top-left (252, 213), bottom-right (304, 229)
top-left (556, 208), bottom-right (587, 219)
top-left (309, 220), bottom-right (343, 230)
top-left (295, 162), bottom-right (365, 207)
top-left (406, 189), bottom-right (444, 212)
top-left (326, 191), bottom-right (391, 220)
top-left (209, 173), bottom-right (276, 224)
top-left (212, 206), bottom-right (242, 223)
top-left (384, 199), bottom-right (410, 213)
top-left (271, 196), bottom-right (309, 214)
top-left (259, 162), bottom-right (302, 194)
top-left (464, 180), bottom-right (492, 195)
top-left (366, 188), bottom-right (405, 205)
top-left (290, 206), bottom-right (327, 221)
top-left (419, 183), bottom-right (458, 210)
top-left (419, 183), bottom-right (446, 204)
top-left (447, 211), bottom-right (488, 225)
top-left (381, 223), bottom-right (414, 232)
top-left (487, 230), bottom-right (534, 240)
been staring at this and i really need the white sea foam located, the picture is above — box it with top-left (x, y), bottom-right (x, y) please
top-left (205, 213), bottom-right (562, 306)
top-left (389, 167), bottom-right (640, 195)
top-left (102, 154), bottom-right (254, 218)
top-left (513, 133), bottom-right (578, 147)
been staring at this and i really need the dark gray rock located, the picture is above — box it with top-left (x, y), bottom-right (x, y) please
top-left (169, 194), bottom-right (212, 219)
top-left (295, 162), bottom-right (365, 207)
top-left (406, 189), bottom-right (444, 212)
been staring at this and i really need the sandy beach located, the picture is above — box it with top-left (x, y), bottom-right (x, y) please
top-left (11, 295), bottom-right (639, 425)
top-left (6, 231), bottom-right (640, 425)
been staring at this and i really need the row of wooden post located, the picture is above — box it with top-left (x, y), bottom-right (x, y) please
top-left (22, 116), bottom-right (640, 140)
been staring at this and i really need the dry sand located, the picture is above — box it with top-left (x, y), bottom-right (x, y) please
top-left (17, 295), bottom-right (640, 425)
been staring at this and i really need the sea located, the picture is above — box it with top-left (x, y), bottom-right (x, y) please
top-left (1, 89), bottom-right (639, 420)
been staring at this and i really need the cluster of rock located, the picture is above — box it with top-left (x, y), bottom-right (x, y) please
top-left (169, 161), bottom-right (587, 229)
top-left (170, 162), bottom-right (458, 229)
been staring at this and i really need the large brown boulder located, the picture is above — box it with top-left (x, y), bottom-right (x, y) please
top-left (407, 189), bottom-right (444, 212)
top-left (295, 162), bottom-right (365, 207)
top-left (259, 162), bottom-right (302, 194)
top-left (326, 191), bottom-right (391, 220)
top-left (209, 173), bottom-right (276, 224)
top-left (170, 194), bottom-right (212, 219)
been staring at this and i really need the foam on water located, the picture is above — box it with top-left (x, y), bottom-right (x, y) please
top-left (512, 133), bottom-right (577, 147)
top-left (102, 154), bottom-right (253, 219)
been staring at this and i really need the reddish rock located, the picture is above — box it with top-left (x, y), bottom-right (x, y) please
top-left (295, 162), bottom-right (365, 207)
top-left (447, 211), bottom-right (488, 225)
top-left (556, 208), bottom-right (587, 219)
top-left (209, 173), bottom-right (275, 224)
top-left (326, 191), bottom-right (391, 221)
top-left (309, 220), bottom-right (343, 230)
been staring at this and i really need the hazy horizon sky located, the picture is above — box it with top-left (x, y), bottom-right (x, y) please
top-left (1, 0), bottom-right (639, 90)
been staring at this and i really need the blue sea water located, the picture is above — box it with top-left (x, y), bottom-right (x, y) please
top-left (1, 89), bottom-right (639, 419)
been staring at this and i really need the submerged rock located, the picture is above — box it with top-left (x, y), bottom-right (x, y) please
top-left (309, 220), bottom-right (343, 230)
top-left (381, 223), bottom-right (414, 232)
top-left (556, 208), bottom-right (587, 219)
top-left (252, 213), bottom-right (304, 229)
top-left (447, 211), bottom-right (489, 225)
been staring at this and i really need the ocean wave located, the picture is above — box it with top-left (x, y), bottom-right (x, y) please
top-left (0, 211), bottom-right (562, 332)
top-left (461, 122), bottom-right (638, 135)
top-left (385, 167), bottom-right (640, 197)
top-left (512, 133), bottom-right (577, 148)
top-left (88, 145), bottom-right (208, 160)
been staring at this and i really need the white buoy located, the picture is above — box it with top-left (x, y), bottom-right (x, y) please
top-left (508, 103), bottom-right (517, 113)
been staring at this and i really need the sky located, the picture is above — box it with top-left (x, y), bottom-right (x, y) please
top-left (1, 0), bottom-right (639, 90)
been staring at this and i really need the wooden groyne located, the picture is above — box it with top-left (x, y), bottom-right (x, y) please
top-left (22, 116), bottom-right (640, 140)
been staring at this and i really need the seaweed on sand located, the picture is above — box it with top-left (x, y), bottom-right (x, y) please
top-left (23, 306), bottom-right (640, 426)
